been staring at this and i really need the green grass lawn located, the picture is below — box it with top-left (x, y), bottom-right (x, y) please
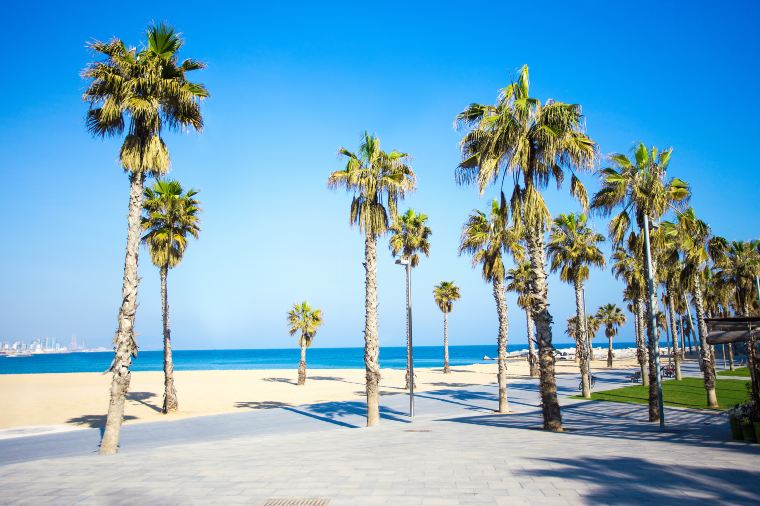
top-left (717, 367), bottom-right (750, 377)
top-left (577, 377), bottom-right (749, 410)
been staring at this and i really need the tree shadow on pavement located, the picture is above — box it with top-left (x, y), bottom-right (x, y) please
top-left (517, 455), bottom-right (760, 504)
top-left (66, 414), bottom-right (138, 437)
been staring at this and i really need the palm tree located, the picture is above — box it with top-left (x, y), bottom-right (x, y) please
top-left (506, 261), bottom-right (538, 377)
top-left (612, 235), bottom-right (649, 385)
top-left (715, 240), bottom-right (760, 316)
top-left (459, 197), bottom-right (522, 413)
top-left (566, 315), bottom-right (601, 346)
top-left (287, 302), bottom-right (324, 385)
top-left (591, 143), bottom-right (689, 423)
top-left (668, 209), bottom-right (727, 408)
top-left (83, 23), bottom-right (207, 454)
top-left (595, 304), bottom-right (626, 367)
top-left (141, 180), bottom-right (201, 413)
top-left (328, 132), bottom-right (415, 426)
top-left (433, 281), bottom-right (461, 374)
top-left (656, 231), bottom-right (684, 380)
top-left (547, 213), bottom-right (605, 398)
top-left (455, 65), bottom-right (597, 431)
top-left (389, 209), bottom-right (431, 388)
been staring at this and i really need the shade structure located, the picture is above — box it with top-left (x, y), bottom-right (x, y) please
top-left (705, 317), bottom-right (760, 345)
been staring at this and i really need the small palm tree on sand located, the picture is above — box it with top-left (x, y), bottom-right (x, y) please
top-left (595, 304), bottom-right (626, 367)
top-left (433, 281), bottom-right (461, 374)
top-left (389, 209), bottom-right (431, 388)
top-left (287, 302), bottom-right (324, 385)
top-left (141, 179), bottom-right (201, 413)
top-left (328, 132), bottom-right (415, 426)
top-left (459, 196), bottom-right (523, 413)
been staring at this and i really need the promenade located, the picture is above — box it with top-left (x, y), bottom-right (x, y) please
top-left (1, 363), bottom-right (758, 505)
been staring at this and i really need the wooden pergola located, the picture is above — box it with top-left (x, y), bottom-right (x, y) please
top-left (705, 317), bottom-right (760, 410)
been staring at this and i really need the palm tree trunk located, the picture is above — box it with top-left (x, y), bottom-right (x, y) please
top-left (574, 282), bottom-right (590, 399)
top-left (666, 288), bottom-right (682, 381)
top-left (526, 309), bottom-right (538, 377)
top-left (526, 228), bottom-right (562, 431)
top-left (364, 233), bottom-right (381, 426)
top-left (298, 344), bottom-right (307, 385)
top-left (728, 344), bottom-right (735, 371)
top-left (607, 335), bottom-right (613, 368)
top-left (644, 294), bottom-right (660, 422)
top-left (161, 265), bottom-right (178, 412)
top-left (635, 299), bottom-right (649, 386)
top-left (693, 279), bottom-right (718, 408)
top-left (493, 276), bottom-right (509, 413)
top-left (443, 311), bottom-right (450, 374)
top-left (100, 172), bottom-right (146, 455)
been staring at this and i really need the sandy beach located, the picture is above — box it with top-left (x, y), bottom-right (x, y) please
top-left (0, 356), bottom-right (639, 431)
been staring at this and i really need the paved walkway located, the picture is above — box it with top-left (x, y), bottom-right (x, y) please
top-left (1, 363), bottom-right (758, 505)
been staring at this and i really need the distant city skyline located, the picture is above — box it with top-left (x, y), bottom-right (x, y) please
top-left (1, 1), bottom-right (759, 351)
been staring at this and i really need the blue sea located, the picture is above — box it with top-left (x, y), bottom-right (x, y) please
top-left (0, 342), bottom-right (644, 375)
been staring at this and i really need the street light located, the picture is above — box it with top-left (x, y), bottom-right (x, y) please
top-left (395, 257), bottom-right (414, 418)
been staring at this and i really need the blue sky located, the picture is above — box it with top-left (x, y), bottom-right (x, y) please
top-left (1, 1), bottom-right (759, 351)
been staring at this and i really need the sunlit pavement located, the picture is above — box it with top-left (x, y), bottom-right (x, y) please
top-left (1, 360), bottom-right (758, 505)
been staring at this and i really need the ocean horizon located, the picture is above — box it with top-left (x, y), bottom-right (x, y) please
top-left (0, 342), bottom-right (655, 374)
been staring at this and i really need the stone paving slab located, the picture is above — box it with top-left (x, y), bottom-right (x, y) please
top-left (1, 362), bottom-right (759, 505)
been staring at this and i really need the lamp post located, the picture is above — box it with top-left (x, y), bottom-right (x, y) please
top-left (396, 257), bottom-right (414, 418)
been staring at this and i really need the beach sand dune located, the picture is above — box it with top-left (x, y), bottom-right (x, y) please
top-left (0, 357), bottom-right (638, 431)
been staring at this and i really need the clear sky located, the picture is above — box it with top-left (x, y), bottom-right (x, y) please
top-left (1, 1), bottom-right (759, 351)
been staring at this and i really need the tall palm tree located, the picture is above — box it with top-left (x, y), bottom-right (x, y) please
top-left (591, 143), bottom-right (689, 423)
top-left (389, 209), bottom-right (431, 388)
top-left (459, 196), bottom-right (522, 413)
top-left (455, 65), bottom-right (596, 431)
top-left (83, 23), bottom-right (207, 454)
top-left (547, 213), bottom-right (605, 398)
top-left (287, 302), bottom-right (324, 385)
top-left (506, 261), bottom-right (538, 377)
top-left (595, 304), bottom-right (626, 367)
top-left (656, 230), bottom-right (684, 380)
top-left (328, 132), bottom-right (415, 426)
top-left (612, 234), bottom-right (649, 385)
top-left (141, 179), bottom-right (201, 413)
top-left (668, 209), bottom-right (727, 408)
top-left (433, 281), bottom-right (461, 374)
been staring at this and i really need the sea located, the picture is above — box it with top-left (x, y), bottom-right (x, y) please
top-left (0, 342), bottom-right (645, 375)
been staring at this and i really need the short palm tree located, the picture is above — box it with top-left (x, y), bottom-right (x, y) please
top-left (433, 281), bottom-right (461, 374)
top-left (547, 213), bottom-right (605, 398)
top-left (287, 302), bottom-right (324, 385)
top-left (505, 261), bottom-right (538, 377)
top-left (455, 65), bottom-right (597, 431)
top-left (459, 196), bottom-right (522, 413)
top-left (328, 132), bottom-right (415, 426)
top-left (83, 23), bottom-right (207, 454)
top-left (141, 180), bottom-right (201, 413)
top-left (591, 143), bottom-right (689, 423)
top-left (389, 209), bottom-right (431, 388)
top-left (595, 304), bottom-right (626, 367)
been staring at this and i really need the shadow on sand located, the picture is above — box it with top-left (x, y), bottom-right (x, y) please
top-left (66, 414), bottom-right (139, 437)
top-left (126, 391), bottom-right (162, 413)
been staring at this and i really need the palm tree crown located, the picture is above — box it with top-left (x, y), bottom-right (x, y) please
top-left (547, 213), bottom-right (605, 284)
top-left (141, 180), bottom-right (201, 269)
top-left (328, 132), bottom-right (416, 238)
top-left (596, 304), bottom-right (626, 338)
top-left (389, 209), bottom-right (431, 267)
top-left (505, 261), bottom-right (533, 311)
top-left (287, 302), bottom-right (324, 349)
top-left (458, 196), bottom-right (523, 282)
top-left (433, 281), bottom-right (461, 313)
top-left (591, 143), bottom-right (689, 246)
top-left (82, 23), bottom-right (207, 176)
